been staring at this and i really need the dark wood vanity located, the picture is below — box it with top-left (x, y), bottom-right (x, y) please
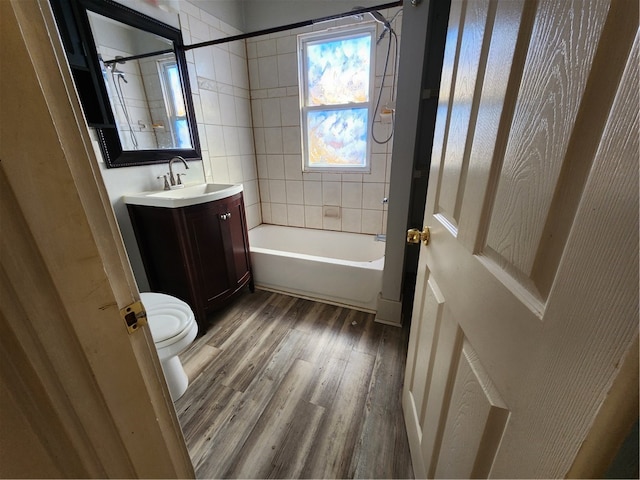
top-left (127, 191), bottom-right (253, 333)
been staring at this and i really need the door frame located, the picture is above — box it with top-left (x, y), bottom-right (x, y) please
top-left (0, 0), bottom-right (193, 476)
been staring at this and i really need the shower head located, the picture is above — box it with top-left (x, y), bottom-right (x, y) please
top-left (352, 7), bottom-right (392, 43)
top-left (369, 10), bottom-right (390, 27)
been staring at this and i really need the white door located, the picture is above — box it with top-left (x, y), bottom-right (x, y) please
top-left (1, 1), bottom-right (193, 476)
top-left (403, 0), bottom-right (639, 478)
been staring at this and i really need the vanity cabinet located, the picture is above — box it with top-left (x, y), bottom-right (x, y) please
top-left (127, 191), bottom-right (253, 332)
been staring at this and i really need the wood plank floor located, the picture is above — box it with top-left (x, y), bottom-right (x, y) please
top-left (176, 288), bottom-right (414, 479)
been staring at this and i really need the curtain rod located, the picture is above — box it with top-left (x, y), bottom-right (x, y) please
top-left (183, 1), bottom-right (403, 51)
top-left (102, 1), bottom-right (403, 64)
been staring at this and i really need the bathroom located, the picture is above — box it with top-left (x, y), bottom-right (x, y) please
top-left (83, 0), bottom-right (405, 318)
top-left (54, 0), bottom-right (411, 473)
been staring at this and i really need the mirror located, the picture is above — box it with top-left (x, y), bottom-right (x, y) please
top-left (50, 0), bottom-right (201, 167)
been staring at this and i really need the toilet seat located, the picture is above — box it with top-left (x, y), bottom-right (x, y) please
top-left (140, 292), bottom-right (196, 347)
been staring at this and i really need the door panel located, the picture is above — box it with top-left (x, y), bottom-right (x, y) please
top-left (403, 0), bottom-right (639, 477)
top-left (434, 339), bottom-right (508, 479)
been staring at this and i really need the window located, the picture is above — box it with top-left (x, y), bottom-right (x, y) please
top-left (298, 25), bottom-right (376, 172)
top-left (158, 59), bottom-right (191, 148)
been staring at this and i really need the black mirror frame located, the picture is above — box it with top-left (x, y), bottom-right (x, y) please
top-left (51, 0), bottom-right (201, 167)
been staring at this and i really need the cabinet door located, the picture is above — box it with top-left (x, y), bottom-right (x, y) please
top-left (222, 194), bottom-right (252, 288)
top-left (184, 201), bottom-right (231, 304)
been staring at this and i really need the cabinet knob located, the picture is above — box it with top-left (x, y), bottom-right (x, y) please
top-left (220, 212), bottom-right (232, 220)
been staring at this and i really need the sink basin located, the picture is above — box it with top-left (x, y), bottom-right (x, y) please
top-left (124, 183), bottom-right (243, 208)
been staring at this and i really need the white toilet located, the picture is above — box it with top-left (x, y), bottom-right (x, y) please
top-left (140, 292), bottom-right (198, 401)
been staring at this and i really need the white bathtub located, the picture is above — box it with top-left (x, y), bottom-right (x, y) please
top-left (248, 224), bottom-right (385, 312)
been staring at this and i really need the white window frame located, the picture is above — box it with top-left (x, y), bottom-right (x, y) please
top-left (298, 24), bottom-right (376, 173)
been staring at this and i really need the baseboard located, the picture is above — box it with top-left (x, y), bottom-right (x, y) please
top-left (374, 293), bottom-right (403, 326)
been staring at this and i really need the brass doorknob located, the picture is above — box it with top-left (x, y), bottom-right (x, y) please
top-left (407, 226), bottom-right (430, 246)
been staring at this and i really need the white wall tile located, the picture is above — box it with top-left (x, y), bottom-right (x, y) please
top-left (248, 58), bottom-right (260, 89)
top-left (284, 155), bottom-right (303, 180)
top-left (266, 154), bottom-right (285, 179)
top-left (285, 180), bottom-right (303, 204)
top-left (365, 153), bottom-right (387, 182)
top-left (276, 35), bottom-right (296, 54)
top-left (282, 126), bottom-right (301, 154)
top-left (342, 172), bottom-right (363, 183)
top-left (269, 179), bottom-right (287, 203)
top-left (262, 97), bottom-right (281, 127)
top-left (188, 16), bottom-right (209, 40)
top-left (302, 171), bottom-right (322, 181)
top-left (341, 208), bottom-right (362, 233)
top-left (267, 87), bottom-right (287, 98)
top-left (362, 209), bottom-right (383, 234)
top-left (271, 202), bottom-right (288, 225)
top-left (261, 202), bottom-right (272, 223)
top-left (238, 127), bottom-right (255, 155)
top-left (304, 206), bottom-right (323, 229)
top-left (230, 53), bottom-right (249, 90)
top-left (228, 39), bottom-right (245, 58)
top-left (258, 57), bottom-right (279, 88)
top-left (322, 215), bottom-right (341, 231)
top-left (257, 38), bottom-right (277, 57)
top-left (204, 124), bottom-right (226, 157)
top-left (342, 182), bottom-right (362, 209)
top-left (251, 99), bottom-right (264, 127)
top-left (322, 173), bottom-right (342, 182)
top-left (287, 205), bottom-right (305, 227)
top-left (303, 180), bottom-right (322, 206)
top-left (246, 41), bottom-right (257, 59)
top-left (228, 156), bottom-right (244, 183)
top-left (258, 178), bottom-right (270, 202)
top-left (253, 127), bottom-right (266, 154)
top-left (246, 203), bottom-right (262, 229)
top-left (322, 181), bottom-right (341, 206)
top-left (222, 126), bottom-right (240, 155)
top-left (264, 127), bottom-right (283, 154)
top-left (243, 179), bottom-right (259, 205)
top-left (200, 89), bottom-right (221, 124)
top-left (242, 155), bottom-right (258, 181)
top-left (213, 47), bottom-right (233, 85)
top-left (277, 52), bottom-right (298, 86)
top-left (211, 156), bottom-right (230, 183)
top-left (280, 96), bottom-right (300, 126)
top-left (218, 93), bottom-right (237, 126)
top-left (362, 183), bottom-right (385, 210)
top-left (193, 48), bottom-right (215, 80)
top-left (256, 155), bottom-right (268, 179)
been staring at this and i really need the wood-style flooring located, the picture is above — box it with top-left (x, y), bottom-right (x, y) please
top-left (176, 288), bottom-right (414, 479)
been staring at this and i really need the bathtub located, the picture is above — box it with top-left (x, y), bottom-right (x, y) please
top-left (248, 224), bottom-right (385, 312)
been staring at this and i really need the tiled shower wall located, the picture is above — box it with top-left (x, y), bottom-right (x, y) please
top-left (178, 3), bottom-right (401, 234)
top-left (247, 9), bottom-right (401, 234)
top-left (178, 2), bottom-right (262, 229)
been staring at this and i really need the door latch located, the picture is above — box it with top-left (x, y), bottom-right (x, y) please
top-left (120, 300), bottom-right (147, 334)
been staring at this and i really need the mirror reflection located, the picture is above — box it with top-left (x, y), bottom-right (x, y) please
top-left (88, 11), bottom-right (192, 151)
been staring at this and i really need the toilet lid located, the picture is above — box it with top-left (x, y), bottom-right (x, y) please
top-left (140, 292), bottom-right (195, 343)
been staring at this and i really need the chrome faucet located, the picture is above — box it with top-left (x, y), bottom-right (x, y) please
top-left (168, 156), bottom-right (189, 186)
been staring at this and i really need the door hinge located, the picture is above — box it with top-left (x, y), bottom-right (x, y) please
top-left (120, 300), bottom-right (147, 334)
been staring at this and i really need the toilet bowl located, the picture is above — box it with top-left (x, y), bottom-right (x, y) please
top-left (140, 292), bottom-right (198, 401)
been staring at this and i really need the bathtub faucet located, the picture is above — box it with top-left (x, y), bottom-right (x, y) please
top-left (168, 156), bottom-right (189, 186)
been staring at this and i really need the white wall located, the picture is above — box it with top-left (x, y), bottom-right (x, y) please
top-left (248, 8), bottom-right (401, 233)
